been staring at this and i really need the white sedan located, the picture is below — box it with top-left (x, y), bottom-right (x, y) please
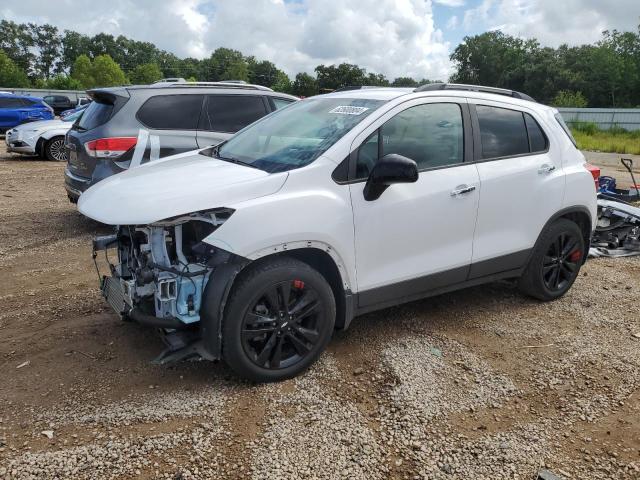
top-left (5, 108), bottom-right (84, 161)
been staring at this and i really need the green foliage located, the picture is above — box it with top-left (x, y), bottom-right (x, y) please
top-left (40, 74), bottom-right (82, 90)
top-left (71, 54), bottom-right (94, 88)
top-left (91, 54), bottom-right (127, 87)
top-left (71, 54), bottom-right (127, 88)
top-left (552, 90), bottom-right (588, 108)
top-left (0, 49), bottom-right (30, 87)
top-left (392, 77), bottom-right (418, 87)
top-left (271, 70), bottom-right (292, 93)
top-left (571, 125), bottom-right (640, 155)
top-left (315, 63), bottom-right (367, 91)
top-left (129, 63), bottom-right (163, 84)
top-left (292, 72), bottom-right (318, 97)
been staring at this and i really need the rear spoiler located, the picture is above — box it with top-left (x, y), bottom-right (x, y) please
top-left (86, 88), bottom-right (130, 105)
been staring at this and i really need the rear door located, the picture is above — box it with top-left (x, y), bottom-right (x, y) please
top-left (135, 94), bottom-right (203, 156)
top-left (196, 95), bottom-right (269, 148)
top-left (469, 101), bottom-right (564, 277)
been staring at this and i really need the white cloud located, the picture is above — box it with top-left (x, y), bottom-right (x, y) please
top-left (446, 15), bottom-right (459, 30)
top-left (463, 0), bottom-right (639, 47)
top-left (434, 0), bottom-right (466, 6)
top-left (0, 0), bottom-right (454, 81)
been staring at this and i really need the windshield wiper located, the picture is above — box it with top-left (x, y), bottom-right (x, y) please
top-left (217, 154), bottom-right (261, 170)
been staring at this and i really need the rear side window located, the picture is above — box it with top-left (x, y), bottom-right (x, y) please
top-left (20, 98), bottom-right (39, 106)
top-left (477, 105), bottom-right (529, 159)
top-left (273, 98), bottom-right (294, 110)
top-left (524, 113), bottom-right (548, 152)
top-left (77, 101), bottom-right (114, 130)
top-left (0, 97), bottom-right (27, 108)
top-left (137, 94), bottom-right (204, 130)
top-left (205, 95), bottom-right (267, 133)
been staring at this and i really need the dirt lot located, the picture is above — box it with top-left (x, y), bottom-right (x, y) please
top-left (0, 144), bottom-right (639, 480)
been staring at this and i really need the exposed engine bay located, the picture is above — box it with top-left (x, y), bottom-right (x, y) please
top-left (590, 198), bottom-right (640, 257)
top-left (93, 208), bottom-right (239, 361)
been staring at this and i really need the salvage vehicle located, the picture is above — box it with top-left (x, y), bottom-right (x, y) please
top-left (64, 80), bottom-right (297, 202)
top-left (6, 108), bottom-right (84, 161)
top-left (0, 93), bottom-right (54, 133)
top-left (80, 83), bottom-right (598, 382)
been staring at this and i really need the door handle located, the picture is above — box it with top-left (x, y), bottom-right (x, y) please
top-left (450, 185), bottom-right (476, 196)
top-left (538, 164), bottom-right (556, 174)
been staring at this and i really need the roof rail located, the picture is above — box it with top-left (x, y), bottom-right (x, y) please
top-left (334, 85), bottom-right (395, 92)
top-left (154, 80), bottom-right (273, 92)
top-left (414, 83), bottom-right (536, 102)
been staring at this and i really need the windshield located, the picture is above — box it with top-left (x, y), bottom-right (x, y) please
top-left (213, 97), bottom-right (385, 173)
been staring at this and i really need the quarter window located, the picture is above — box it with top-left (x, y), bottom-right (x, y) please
top-left (524, 113), bottom-right (548, 152)
top-left (137, 94), bottom-right (204, 130)
top-left (205, 95), bottom-right (267, 133)
top-left (272, 98), bottom-right (294, 110)
top-left (355, 103), bottom-right (464, 179)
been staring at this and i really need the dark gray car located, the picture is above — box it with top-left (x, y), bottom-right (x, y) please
top-left (64, 81), bottom-right (297, 202)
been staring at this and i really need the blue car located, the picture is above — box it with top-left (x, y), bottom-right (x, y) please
top-left (0, 93), bottom-right (54, 132)
top-left (60, 102), bottom-right (90, 119)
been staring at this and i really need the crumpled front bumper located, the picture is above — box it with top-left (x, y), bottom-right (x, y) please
top-left (5, 129), bottom-right (37, 154)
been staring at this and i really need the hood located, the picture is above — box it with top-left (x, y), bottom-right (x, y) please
top-left (15, 118), bottom-right (67, 131)
top-left (78, 152), bottom-right (288, 225)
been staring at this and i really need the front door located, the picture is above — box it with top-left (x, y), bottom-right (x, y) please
top-left (349, 99), bottom-right (480, 308)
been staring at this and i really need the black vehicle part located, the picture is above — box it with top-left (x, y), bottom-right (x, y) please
top-left (200, 257), bottom-right (249, 360)
top-left (221, 257), bottom-right (336, 382)
top-left (129, 308), bottom-right (189, 330)
top-left (152, 329), bottom-right (205, 365)
top-left (414, 82), bottom-right (536, 102)
top-left (518, 218), bottom-right (585, 301)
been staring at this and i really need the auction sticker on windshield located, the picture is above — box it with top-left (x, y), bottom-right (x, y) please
top-left (329, 106), bottom-right (370, 115)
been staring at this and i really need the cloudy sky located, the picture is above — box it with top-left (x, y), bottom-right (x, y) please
top-left (2, 0), bottom-right (638, 80)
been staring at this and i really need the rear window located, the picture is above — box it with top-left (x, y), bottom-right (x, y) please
top-left (76, 101), bottom-right (114, 130)
top-left (204, 95), bottom-right (267, 133)
top-left (137, 94), bottom-right (204, 130)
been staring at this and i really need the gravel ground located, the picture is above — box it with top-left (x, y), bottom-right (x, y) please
top-left (0, 145), bottom-right (639, 479)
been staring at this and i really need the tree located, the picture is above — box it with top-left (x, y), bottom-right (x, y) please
top-left (315, 63), bottom-right (367, 91)
top-left (71, 54), bottom-right (94, 88)
top-left (129, 63), bottom-right (163, 84)
top-left (29, 23), bottom-right (62, 79)
top-left (292, 72), bottom-right (318, 97)
top-left (0, 50), bottom-right (30, 87)
top-left (0, 20), bottom-right (34, 75)
top-left (392, 77), bottom-right (418, 87)
top-left (271, 70), bottom-right (292, 93)
top-left (551, 90), bottom-right (588, 107)
top-left (91, 54), bottom-right (127, 87)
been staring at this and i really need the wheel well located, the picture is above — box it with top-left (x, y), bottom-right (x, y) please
top-left (35, 137), bottom-right (46, 156)
top-left (558, 210), bottom-right (591, 244)
top-left (246, 248), bottom-right (349, 330)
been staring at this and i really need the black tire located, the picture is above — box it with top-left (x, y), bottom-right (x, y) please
top-left (44, 136), bottom-right (67, 162)
top-left (222, 257), bottom-right (336, 382)
top-left (519, 218), bottom-right (585, 301)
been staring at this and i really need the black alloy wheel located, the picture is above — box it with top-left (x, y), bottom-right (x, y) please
top-left (241, 280), bottom-right (322, 369)
top-left (222, 257), bottom-right (335, 382)
top-left (542, 231), bottom-right (582, 292)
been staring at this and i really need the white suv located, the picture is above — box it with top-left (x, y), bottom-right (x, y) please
top-left (80, 83), bottom-right (597, 382)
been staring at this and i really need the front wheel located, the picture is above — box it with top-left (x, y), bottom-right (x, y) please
top-left (519, 218), bottom-right (585, 301)
top-left (222, 257), bottom-right (336, 382)
top-left (44, 136), bottom-right (67, 162)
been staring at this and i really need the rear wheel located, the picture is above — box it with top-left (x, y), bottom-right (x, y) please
top-left (519, 218), bottom-right (585, 301)
top-left (222, 257), bottom-right (335, 382)
top-left (44, 136), bottom-right (67, 162)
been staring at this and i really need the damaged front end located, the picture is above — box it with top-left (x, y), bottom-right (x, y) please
top-left (93, 208), bottom-right (245, 363)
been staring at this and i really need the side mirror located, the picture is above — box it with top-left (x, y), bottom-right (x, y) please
top-left (363, 154), bottom-right (418, 201)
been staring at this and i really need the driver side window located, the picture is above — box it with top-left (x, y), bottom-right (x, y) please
top-left (355, 103), bottom-right (464, 179)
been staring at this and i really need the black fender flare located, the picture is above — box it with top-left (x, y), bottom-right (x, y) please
top-left (199, 259), bottom-right (248, 360)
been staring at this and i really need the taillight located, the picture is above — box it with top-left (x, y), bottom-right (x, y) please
top-left (84, 137), bottom-right (137, 159)
top-left (584, 163), bottom-right (600, 190)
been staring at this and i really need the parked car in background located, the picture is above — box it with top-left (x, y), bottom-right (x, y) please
top-left (80, 83), bottom-right (597, 382)
top-left (43, 95), bottom-right (75, 115)
top-left (64, 80), bottom-right (297, 202)
top-left (60, 102), bottom-right (90, 119)
top-left (6, 108), bottom-right (84, 161)
top-left (0, 94), bottom-right (54, 132)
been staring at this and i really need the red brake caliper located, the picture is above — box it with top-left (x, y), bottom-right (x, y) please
top-left (569, 250), bottom-right (582, 262)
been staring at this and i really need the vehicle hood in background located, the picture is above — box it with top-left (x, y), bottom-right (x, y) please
top-left (14, 119), bottom-right (68, 132)
top-left (78, 153), bottom-right (287, 225)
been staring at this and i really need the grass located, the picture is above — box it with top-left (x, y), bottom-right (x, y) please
top-left (570, 122), bottom-right (640, 155)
